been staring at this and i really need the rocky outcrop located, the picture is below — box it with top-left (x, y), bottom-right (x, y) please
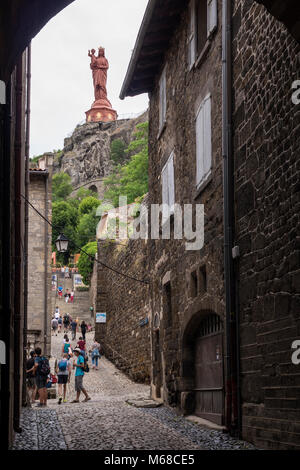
top-left (53, 111), bottom-right (148, 198)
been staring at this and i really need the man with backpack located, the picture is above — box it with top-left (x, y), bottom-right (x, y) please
top-left (30, 347), bottom-right (50, 407)
top-left (71, 348), bottom-right (91, 403)
top-left (55, 353), bottom-right (72, 404)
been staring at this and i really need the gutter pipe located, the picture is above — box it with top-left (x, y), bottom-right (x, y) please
top-left (222, 0), bottom-right (241, 437)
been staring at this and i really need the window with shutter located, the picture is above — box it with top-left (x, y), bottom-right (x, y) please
top-left (188, 0), bottom-right (217, 65)
top-left (207, 0), bottom-right (217, 36)
top-left (188, 0), bottom-right (196, 69)
top-left (0, 81), bottom-right (6, 105)
top-left (161, 152), bottom-right (175, 220)
top-left (159, 68), bottom-right (167, 131)
top-left (196, 95), bottom-right (212, 188)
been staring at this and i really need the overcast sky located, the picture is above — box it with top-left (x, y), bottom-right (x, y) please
top-left (30, 0), bottom-right (149, 157)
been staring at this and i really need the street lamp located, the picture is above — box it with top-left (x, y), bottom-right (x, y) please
top-left (55, 233), bottom-right (69, 253)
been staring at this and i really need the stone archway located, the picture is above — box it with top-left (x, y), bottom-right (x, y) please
top-left (180, 309), bottom-right (225, 425)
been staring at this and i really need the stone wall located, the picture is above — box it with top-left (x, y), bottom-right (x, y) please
top-left (232, 0), bottom-right (300, 450)
top-left (95, 238), bottom-right (151, 383)
top-left (28, 164), bottom-right (53, 356)
top-left (147, 2), bottom-right (225, 408)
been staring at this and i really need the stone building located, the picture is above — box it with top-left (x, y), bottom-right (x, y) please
top-left (231, 1), bottom-right (300, 449)
top-left (94, 200), bottom-right (151, 383)
top-left (27, 154), bottom-right (53, 356)
top-left (120, 0), bottom-right (300, 449)
top-left (0, 0), bottom-right (75, 450)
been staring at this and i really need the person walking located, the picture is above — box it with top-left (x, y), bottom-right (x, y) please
top-left (29, 347), bottom-right (50, 407)
top-left (26, 351), bottom-right (37, 403)
top-left (91, 339), bottom-right (101, 370)
top-left (62, 335), bottom-right (72, 359)
top-left (58, 315), bottom-right (62, 333)
top-left (58, 285), bottom-right (63, 301)
top-left (55, 306), bottom-right (60, 319)
top-left (63, 313), bottom-right (70, 332)
top-left (71, 318), bottom-right (77, 341)
top-left (51, 317), bottom-right (58, 336)
top-left (64, 289), bottom-right (70, 304)
top-left (70, 290), bottom-right (74, 303)
top-left (80, 320), bottom-right (87, 341)
top-left (77, 336), bottom-right (86, 355)
top-left (55, 353), bottom-right (72, 404)
top-left (71, 348), bottom-right (91, 403)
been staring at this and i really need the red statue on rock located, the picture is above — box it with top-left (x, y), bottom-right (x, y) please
top-left (85, 47), bottom-right (117, 123)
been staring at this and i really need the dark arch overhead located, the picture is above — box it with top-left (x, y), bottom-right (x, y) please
top-left (0, 0), bottom-right (75, 81)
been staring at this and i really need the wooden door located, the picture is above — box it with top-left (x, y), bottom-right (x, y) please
top-left (194, 314), bottom-right (224, 425)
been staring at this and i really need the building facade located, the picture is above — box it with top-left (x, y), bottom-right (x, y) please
top-left (27, 155), bottom-right (53, 356)
top-left (120, 0), bottom-right (300, 449)
top-left (95, 201), bottom-right (151, 383)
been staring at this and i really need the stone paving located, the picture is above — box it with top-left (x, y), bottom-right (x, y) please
top-left (12, 331), bottom-right (255, 450)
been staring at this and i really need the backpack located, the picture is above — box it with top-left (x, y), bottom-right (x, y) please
top-left (38, 357), bottom-right (50, 377)
top-left (81, 353), bottom-right (89, 373)
top-left (63, 343), bottom-right (70, 354)
top-left (58, 359), bottom-right (68, 372)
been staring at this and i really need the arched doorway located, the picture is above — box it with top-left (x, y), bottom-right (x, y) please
top-left (89, 184), bottom-right (98, 195)
top-left (182, 311), bottom-right (224, 425)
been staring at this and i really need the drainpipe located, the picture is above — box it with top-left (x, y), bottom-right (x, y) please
top-left (22, 44), bottom-right (31, 406)
top-left (44, 173), bottom-right (49, 356)
top-left (13, 56), bottom-right (24, 434)
top-left (222, 0), bottom-right (240, 436)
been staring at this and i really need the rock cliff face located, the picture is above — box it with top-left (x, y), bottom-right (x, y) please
top-left (53, 111), bottom-right (148, 198)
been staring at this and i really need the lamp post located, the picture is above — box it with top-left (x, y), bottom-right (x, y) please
top-left (55, 233), bottom-right (69, 253)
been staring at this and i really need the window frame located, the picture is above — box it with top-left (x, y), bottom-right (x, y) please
top-left (195, 93), bottom-right (212, 191)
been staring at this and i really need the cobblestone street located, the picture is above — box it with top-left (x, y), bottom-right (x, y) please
top-left (12, 332), bottom-right (254, 450)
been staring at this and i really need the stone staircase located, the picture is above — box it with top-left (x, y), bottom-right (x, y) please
top-left (52, 273), bottom-right (94, 325)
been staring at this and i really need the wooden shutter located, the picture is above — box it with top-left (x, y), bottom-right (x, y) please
top-left (196, 95), bottom-right (212, 186)
top-left (207, 0), bottom-right (217, 36)
top-left (168, 152), bottom-right (175, 212)
top-left (203, 95), bottom-right (212, 177)
top-left (196, 103), bottom-right (204, 187)
top-left (188, 0), bottom-right (196, 69)
top-left (162, 163), bottom-right (169, 206)
top-left (0, 80), bottom-right (5, 104)
top-left (159, 68), bottom-right (166, 130)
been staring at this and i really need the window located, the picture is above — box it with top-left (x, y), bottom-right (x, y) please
top-left (161, 151), bottom-right (175, 220)
top-left (190, 270), bottom-right (198, 298)
top-left (195, 94), bottom-right (212, 188)
top-left (188, 0), bottom-right (218, 69)
top-left (164, 281), bottom-right (172, 327)
top-left (159, 67), bottom-right (167, 131)
top-left (0, 81), bottom-right (5, 105)
top-left (199, 265), bottom-right (207, 294)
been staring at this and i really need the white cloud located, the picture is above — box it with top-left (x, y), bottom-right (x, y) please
top-left (30, 0), bottom-right (149, 156)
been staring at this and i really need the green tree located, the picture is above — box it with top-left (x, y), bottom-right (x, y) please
top-left (78, 196), bottom-right (101, 216)
top-left (110, 138), bottom-right (127, 165)
top-left (77, 208), bottom-right (100, 247)
top-left (52, 172), bottom-right (73, 202)
top-left (52, 201), bottom-right (79, 255)
top-left (76, 187), bottom-right (95, 201)
top-left (77, 241), bottom-right (97, 285)
top-left (103, 122), bottom-right (148, 207)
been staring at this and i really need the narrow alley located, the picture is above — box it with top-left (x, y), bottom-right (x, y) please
top-left (12, 332), bottom-right (254, 451)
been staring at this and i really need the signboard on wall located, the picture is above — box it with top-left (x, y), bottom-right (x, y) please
top-left (96, 312), bottom-right (106, 323)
